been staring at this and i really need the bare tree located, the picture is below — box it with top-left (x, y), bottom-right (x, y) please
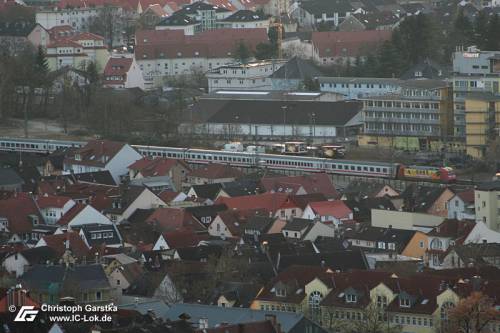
top-left (449, 292), bottom-right (500, 333)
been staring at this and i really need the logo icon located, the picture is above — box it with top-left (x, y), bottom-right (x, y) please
top-left (14, 306), bottom-right (39, 322)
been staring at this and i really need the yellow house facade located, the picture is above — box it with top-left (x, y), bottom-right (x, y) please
top-left (465, 96), bottom-right (500, 159)
top-left (252, 266), bottom-right (500, 333)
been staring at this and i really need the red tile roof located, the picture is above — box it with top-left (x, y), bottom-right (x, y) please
top-left (71, 31), bottom-right (105, 41)
top-left (215, 210), bottom-right (245, 236)
top-left (427, 219), bottom-right (475, 239)
top-left (36, 194), bottom-right (73, 209)
top-left (188, 163), bottom-right (243, 180)
top-left (134, 28), bottom-right (268, 59)
top-left (307, 200), bottom-right (352, 219)
top-left (40, 231), bottom-right (89, 258)
top-left (146, 207), bottom-right (205, 232)
top-left (135, 29), bottom-right (186, 45)
top-left (56, 203), bottom-right (86, 226)
top-left (0, 289), bottom-right (39, 313)
top-left (47, 38), bottom-right (84, 49)
top-left (162, 229), bottom-right (208, 249)
top-left (158, 190), bottom-right (182, 203)
top-left (128, 156), bottom-right (189, 177)
top-left (104, 58), bottom-right (133, 82)
top-left (312, 30), bottom-right (392, 58)
top-left (0, 193), bottom-right (42, 234)
top-left (216, 192), bottom-right (288, 214)
top-left (278, 193), bottom-right (327, 210)
top-left (64, 140), bottom-right (126, 167)
top-left (261, 174), bottom-right (338, 198)
top-left (48, 25), bottom-right (76, 41)
top-left (456, 189), bottom-right (475, 204)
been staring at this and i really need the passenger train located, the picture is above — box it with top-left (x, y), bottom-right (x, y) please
top-left (0, 137), bottom-right (457, 183)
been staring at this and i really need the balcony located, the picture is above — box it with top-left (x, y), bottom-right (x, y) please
top-left (364, 117), bottom-right (439, 125)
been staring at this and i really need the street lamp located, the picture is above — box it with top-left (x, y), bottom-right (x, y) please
top-left (281, 105), bottom-right (288, 139)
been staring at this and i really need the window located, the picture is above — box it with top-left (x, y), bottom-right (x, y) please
top-left (308, 291), bottom-right (323, 314)
top-left (419, 241), bottom-right (425, 248)
top-left (116, 279), bottom-right (120, 285)
top-left (96, 291), bottom-right (102, 300)
top-left (441, 302), bottom-right (455, 322)
top-left (400, 297), bottom-right (411, 308)
top-left (346, 294), bottom-right (357, 303)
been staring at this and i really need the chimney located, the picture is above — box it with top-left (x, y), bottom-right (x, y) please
top-left (471, 275), bottom-right (482, 291)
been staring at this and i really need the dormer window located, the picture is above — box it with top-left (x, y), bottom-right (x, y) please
top-left (346, 294), bottom-right (357, 303)
top-left (400, 297), bottom-right (411, 308)
top-left (415, 71), bottom-right (422, 77)
top-left (75, 153), bottom-right (81, 161)
top-left (275, 288), bottom-right (286, 297)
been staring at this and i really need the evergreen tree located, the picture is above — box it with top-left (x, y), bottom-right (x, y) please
top-left (377, 41), bottom-right (402, 77)
top-left (254, 42), bottom-right (276, 60)
top-left (353, 56), bottom-right (364, 76)
top-left (33, 46), bottom-right (49, 86)
top-left (486, 14), bottom-right (500, 50)
top-left (473, 10), bottom-right (489, 49)
top-left (233, 41), bottom-right (252, 64)
top-left (363, 53), bottom-right (379, 77)
top-left (452, 8), bottom-right (474, 48)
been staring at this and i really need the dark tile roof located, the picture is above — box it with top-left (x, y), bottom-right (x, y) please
top-left (70, 170), bottom-right (116, 186)
top-left (270, 57), bottom-right (323, 80)
top-left (157, 12), bottom-right (198, 26)
top-left (345, 226), bottom-right (416, 252)
top-left (343, 196), bottom-right (396, 222)
top-left (194, 99), bottom-right (362, 126)
top-left (190, 183), bottom-right (223, 200)
top-left (17, 246), bottom-right (59, 264)
top-left (208, 281), bottom-right (261, 307)
top-left (277, 249), bottom-right (368, 272)
top-left (300, 0), bottom-right (353, 16)
top-left (220, 179), bottom-right (263, 197)
top-left (283, 218), bottom-right (311, 232)
top-left (476, 180), bottom-right (500, 191)
top-left (401, 184), bottom-right (449, 213)
top-left (343, 180), bottom-right (389, 198)
top-left (400, 59), bottom-right (450, 80)
top-left (223, 9), bottom-right (266, 21)
top-left (185, 204), bottom-right (228, 223)
top-left (80, 223), bottom-right (122, 247)
top-left (0, 168), bottom-right (24, 186)
top-left (21, 264), bottom-right (110, 292)
top-left (243, 216), bottom-right (275, 233)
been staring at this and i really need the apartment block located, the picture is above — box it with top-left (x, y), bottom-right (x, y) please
top-left (475, 181), bottom-right (500, 232)
top-left (360, 79), bottom-right (454, 151)
top-left (452, 50), bottom-right (500, 138)
top-left (465, 95), bottom-right (500, 159)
